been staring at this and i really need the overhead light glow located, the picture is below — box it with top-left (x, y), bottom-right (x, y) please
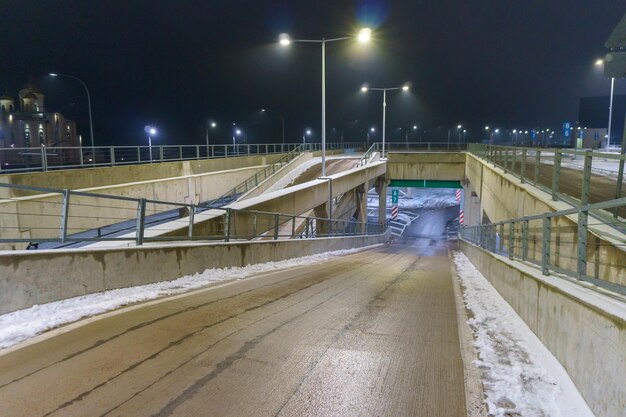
top-left (211, 122), bottom-right (217, 127)
top-left (279, 33), bottom-right (291, 46)
top-left (595, 59), bottom-right (604, 66)
top-left (49, 73), bottom-right (58, 77)
top-left (485, 126), bottom-right (489, 130)
top-left (413, 125), bottom-right (418, 130)
top-left (402, 85), bottom-right (409, 91)
top-left (370, 127), bottom-right (375, 132)
top-left (361, 86), bottom-right (368, 92)
top-left (457, 124), bottom-right (462, 129)
top-left (357, 28), bottom-right (372, 43)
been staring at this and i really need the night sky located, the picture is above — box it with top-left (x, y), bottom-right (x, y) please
top-left (1, 0), bottom-right (625, 146)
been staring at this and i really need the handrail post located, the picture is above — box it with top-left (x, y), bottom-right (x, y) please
top-left (577, 152), bottom-right (592, 279)
top-left (59, 189), bottom-right (71, 243)
top-left (252, 213), bottom-right (257, 238)
top-left (291, 216), bottom-right (296, 237)
top-left (136, 198), bottom-right (146, 246)
top-left (508, 222), bottom-right (514, 259)
top-left (79, 146), bottom-right (84, 167)
top-left (137, 147), bottom-right (141, 163)
top-left (159, 146), bottom-right (164, 162)
top-left (188, 204), bottom-right (195, 240)
top-left (542, 215), bottom-right (551, 275)
top-left (196, 145), bottom-right (200, 160)
top-left (551, 149), bottom-right (561, 200)
top-left (274, 214), bottom-right (279, 240)
top-left (520, 149), bottom-right (527, 183)
top-left (41, 146), bottom-right (48, 172)
top-left (110, 146), bottom-right (115, 167)
top-left (614, 155), bottom-right (625, 218)
top-left (224, 208), bottom-right (231, 242)
top-left (534, 149), bottom-right (541, 185)
top-left (522, 219), bottom-right (529, 261)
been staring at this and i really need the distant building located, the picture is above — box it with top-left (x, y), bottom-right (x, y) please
top-left (0, 83), bottom-right (81, 166)
top-left (578, 94), bottom-right (626, 148)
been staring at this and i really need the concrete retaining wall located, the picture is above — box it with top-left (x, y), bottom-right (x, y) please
top-left (387, 152), bottom-right (466, 180)
top-left (0, 231), bottom-right (390, 315)
top-left (0, 154), bottom-right (284, 198)
top-left (460, 239), bottom-right (626, 417)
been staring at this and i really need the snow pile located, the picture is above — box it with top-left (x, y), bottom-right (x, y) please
top-left (0, 247), bottom-right (372, 350)
top-left (453, 252), bottom-right (595, 417)
top-left (265, 157), bottom-right (322, 192)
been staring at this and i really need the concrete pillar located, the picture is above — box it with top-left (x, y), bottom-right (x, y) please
top-left (463, 182), bottom-right (481, 227)
top-left (355, 185), bottom-right (367, 233)
top-left (313, 203), bottom-right (329, 236)
top-left (375, 177), bottom-right (388, 226)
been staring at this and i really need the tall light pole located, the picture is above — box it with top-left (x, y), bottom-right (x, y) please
top-left (232, 127), bottom-right (242, 154)
top-left (144, 125), bottom-right (157, 161)
top-left (260, 109), bottom-right (285, 144)
top-left (302, 129), bottom-right (312, 145)
top-left (49, 73), bottom-right (94, 150)
top-left (279, 28), bottom-right (371, 176)
top-left (206, 121), bottom-right (216, 147)
top-left (361, 84), bottom-right (410, 158)
top-left (596, 59), bottom-right (615, 150)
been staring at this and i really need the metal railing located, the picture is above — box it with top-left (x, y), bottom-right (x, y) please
top-left (459, 197), bottom-right (626, 296)
top-left (374, 141), bottom-right (468, 154)
top-left (468, 143), bottom-right (626, 226)
top-left (0, 182), bottom-right (387, 248)
top-left (205, 144), bottom-right (306, 208)
top-left (0, 142), bottom-right (365, 174)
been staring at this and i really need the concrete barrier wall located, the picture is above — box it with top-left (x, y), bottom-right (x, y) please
top-left (465, 153), bottom-right (626, 288)
top-left (0, 231), bottom-right (390, 315)
top-left (387, 152), bottom-right (466, 180)
top-left (0, 154), bottom-right (284, 198)
top-left (459, 240), bottom-right (626, 417)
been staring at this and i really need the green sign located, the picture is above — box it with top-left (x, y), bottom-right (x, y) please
top-left (391, 189), bottom-right (399, 204)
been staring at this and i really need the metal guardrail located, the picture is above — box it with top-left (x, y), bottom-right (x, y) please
top-left (374, 142), bottom-right (468, 154)
top-left (0, 142), bottom-right (364, 174)
top-left (468, 143), bottom-right (626, 223)
top-left (459, 197), bottom-right (626, 296)
top-left (0, 182), bottom-right (387, 248)
top-left (206, 144), bottom-right (306, 208)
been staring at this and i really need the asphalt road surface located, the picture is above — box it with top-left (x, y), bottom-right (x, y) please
top-left (0, 241), bottom-right (467, 417)
top-left (405, 206), bottom-right (460, 239)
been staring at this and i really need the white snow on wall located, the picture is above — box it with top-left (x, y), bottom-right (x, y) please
top-left (453, 252), bottom-right (595, 417)
top-left (0, 246), bottom-right (379, 350)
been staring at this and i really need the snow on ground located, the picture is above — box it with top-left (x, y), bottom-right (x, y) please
top-left (266, 155), bottom-right (357, 193)
top-left (0, 246), bottom-right (376, 350)
top-left (453, 252), bottom-right (595, 417)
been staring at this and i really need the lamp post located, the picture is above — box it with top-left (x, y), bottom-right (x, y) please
top-left (144, 125), bottom-right (157, 161)
top-left (260, 109), bottom-right (285, 144)
top-left (279, 28), bottom-right (371, 176)
top-left (49, 73), bottom-right (94, 150)
top-left (360, 84), bottom-right (410, 158)
top-left (596, 59), bottom-right (615, 151)
top-left (367, 127), bottom-right (375, 146)
top-left (232, 127), bottom-right (242, 155)
top-left (302, 129), bottom-right (312, 146)
top-left (206, 121), bottom-right (216, 157)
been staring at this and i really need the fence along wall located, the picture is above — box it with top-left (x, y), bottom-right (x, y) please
top-left (464, 153), bottom-right (626, 289)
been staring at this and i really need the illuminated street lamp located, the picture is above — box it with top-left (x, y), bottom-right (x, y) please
top-left (302, 128), bottom-right (312, 145)
top-left (279, 27), bottom-right (372, 176)
top-left (206, 120), bottom-right (217, 149)
top-left (596, 58), bottom-right (615, 150)
top-left (144, 125), bottom-right (157, 161)
top-left (360, 83), bottom-right (411, 158)
top-left (232, 127), bottom-right (242, 155)
top-left (49, 73), bottom-right (94, 149)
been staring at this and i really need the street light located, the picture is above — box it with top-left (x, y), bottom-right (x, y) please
top-left (303, 129), bottom-right (312, 145)
top-left (49, 73), bottom-right (95, 149)
top-left (232, 127), bottom-right (242, 155)
top-left (596, 58), bottom-right (615, 151)
top-left (360, 83), bottom-right (410, 158)
top-left (260, 108), bottom-right (285, 144)
top-left (144, 125), bottom-right (157, 161)
top-left (206, 120), bottom-right (217, 149)
top-left (279, 27), bottom-right (372, 176)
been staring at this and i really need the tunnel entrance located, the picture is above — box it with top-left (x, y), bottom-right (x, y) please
top-left (371, 180), bottom-right (463, 239)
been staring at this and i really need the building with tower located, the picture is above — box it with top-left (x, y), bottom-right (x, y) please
top-left (0, 83), bottom-right (81, 167)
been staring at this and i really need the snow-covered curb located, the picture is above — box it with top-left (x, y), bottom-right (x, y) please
top-left (0, 246), bottom-right (377, 350)
top-left (452, 252), bottom-right (595, 417)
